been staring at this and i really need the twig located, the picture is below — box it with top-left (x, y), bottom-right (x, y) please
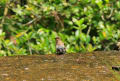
top-left (101, 14), bottom-right (105, 21)
top-left (23, 10), bottom-right (41, 26)
top-left (107, 4), bottom-right (114, 19)
top-left (52, 11), bottom-right (64, 29)
top-left (0, 1), bottom-right (9, 33)
top-left (101, 3), bottom-right (114, 20)
top-left (28, 40), bottom-right (32, 55)
top-left (23, 17), bottom-right (38, 26)
top-left (87, 25), bottom-right (91, 36)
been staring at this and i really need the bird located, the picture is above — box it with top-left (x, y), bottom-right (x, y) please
top-left (55, 37), bottom-right (66, 55)
top-left (117, 41), bottom-right (120, 50)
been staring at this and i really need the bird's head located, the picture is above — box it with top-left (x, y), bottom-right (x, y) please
top-left (55, 37), bottom-right (61, 43)
top-left (55, 36), bottom-right (60, 40)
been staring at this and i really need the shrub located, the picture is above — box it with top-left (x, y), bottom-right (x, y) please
top-left (0, 0), bottom-right (120, 56)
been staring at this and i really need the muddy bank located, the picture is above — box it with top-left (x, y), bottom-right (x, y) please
top-left (0, 51), bottom-right (120, 81)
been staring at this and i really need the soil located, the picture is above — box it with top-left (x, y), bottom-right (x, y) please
top-left (0, 51), bottom-right (120, 81)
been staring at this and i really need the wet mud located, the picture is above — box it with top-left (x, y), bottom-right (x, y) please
top-left (0, 51), bottom-right (120, 81)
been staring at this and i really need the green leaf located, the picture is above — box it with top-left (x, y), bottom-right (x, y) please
top-left (75, 30), bottom-right (80, 39)
top-left (75, 18), bottom-right (85, 27)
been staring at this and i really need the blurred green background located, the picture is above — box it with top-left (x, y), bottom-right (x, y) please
top-left (0, 0), bottom-right (120, 56)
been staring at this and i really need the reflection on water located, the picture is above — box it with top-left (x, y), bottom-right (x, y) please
top-left (0, 51), bottom-right (119, 81)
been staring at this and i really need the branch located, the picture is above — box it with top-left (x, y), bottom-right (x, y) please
top-left (28, 40), bottom-right (32, 55)
top-left (101, 3), bottom-right (114, 20)
top-left (107, 4), bottom-right (114, 19)
top-left (101, 14), bottom-right (105, 21)
top-left (23, 10), bottom-right (41, 26)
top-left (23, 17), bottom-right (38, 26)
top-left (87, 25), bottom-right (91, 36)
top-left (52, 11), bottom-right (64, 29)
top-left (0, 1), bottom-right (9, 30)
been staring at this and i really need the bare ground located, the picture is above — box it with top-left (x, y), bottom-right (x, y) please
top-left (0, 51), bottom-right (120, 81)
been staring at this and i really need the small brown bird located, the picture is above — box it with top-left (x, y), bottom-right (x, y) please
top-left (117, 41), bottom-right (120, 50)
top-left (55, 37), bottom-right (66, 54)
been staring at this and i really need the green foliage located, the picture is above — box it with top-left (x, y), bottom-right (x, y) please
top-left (0, 0), bottom-right (120, 56)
